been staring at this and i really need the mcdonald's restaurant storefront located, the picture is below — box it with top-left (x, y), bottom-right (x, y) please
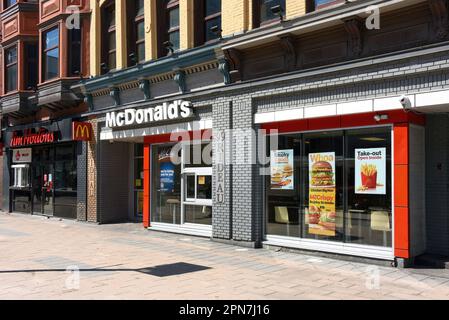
top-left (3, 118), bottom-right (91, 219)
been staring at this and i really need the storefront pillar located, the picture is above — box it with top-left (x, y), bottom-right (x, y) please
top-left (143, 143), bottom-right (151, 228)
top-left (393, 123), bottom-right (410, 260)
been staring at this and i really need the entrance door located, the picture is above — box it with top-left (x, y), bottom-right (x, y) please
top-left (32, 164), bottom-right (54, 216)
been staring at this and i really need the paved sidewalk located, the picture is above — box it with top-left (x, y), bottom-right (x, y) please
top-left (1, 212), bottom-right (449, 300)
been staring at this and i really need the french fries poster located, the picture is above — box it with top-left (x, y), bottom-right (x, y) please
top-left (308, 152), bottom-right (336, 237)
top-left (355, 148), bottom-right (386, 195)
top-left (270, 150), bottom-right (294, 190)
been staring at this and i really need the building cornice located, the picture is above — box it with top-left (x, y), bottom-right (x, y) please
top-left (221, 0), bottom-right (427, 51)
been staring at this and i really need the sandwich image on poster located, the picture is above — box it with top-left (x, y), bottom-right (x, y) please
top-left (355, 148), bottom-right (386, 195)
top-left (270, 150), bottom-right (294, 190)
top-left (307, 152), bottom-right (336, 237)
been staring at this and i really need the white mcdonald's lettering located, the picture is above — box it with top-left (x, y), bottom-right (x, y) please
top-left (105, 100), bottom-right (193, 128)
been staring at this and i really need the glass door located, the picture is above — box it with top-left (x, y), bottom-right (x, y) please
top-left (133, 144), bottom-right (144, 218)
top-left (32, 163), bottom-right (54, 216)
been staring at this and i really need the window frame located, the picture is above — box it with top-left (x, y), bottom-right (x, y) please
top-left (3, 0), bottom-right (17, 10)
top-left (68, 27), bottom-right (82, 76)
top-left (157, 0), bottom-right (180, 58)
top-left (24, 42), bottom-right (38, 90)
top-left (4, 44), bottom-right (18, 93)
top-left (127, 0), bottom-right (145, 66)
top-left (42, 25), bottom-right (60, 82)
top-left (252, 0), bottom-right (285, 28)
top-left (101, 0), bottom-right (117, 73)
top-left (194, 0), bottom-right (222, 46)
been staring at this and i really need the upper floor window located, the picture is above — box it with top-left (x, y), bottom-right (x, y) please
top-left (101, 1), bottom-right (116, 73)
top-left (253, 0), bottom-right (285, 27)
top-left (25, 43), bottom-right (38, 90)
top-left (157, 0), bottom-right (179, 57)
top-left (4, 0), bottom-right (17, 9)
top-left (194, 0), bottom-right (221, 46)
top-left (68, 27), bottom-right (82, 76)
top-left (5, 45), bottom-right (18, 93)
top-left (127, 0), bottom-right (145, 65)
top-left (43, 27), bottom-right (60, 81)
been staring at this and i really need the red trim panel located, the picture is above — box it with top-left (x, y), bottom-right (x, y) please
top-left (261, 110), bottom-right (425, 133)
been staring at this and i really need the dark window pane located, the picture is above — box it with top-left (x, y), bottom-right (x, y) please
top-left (186, 175), bottom-right (195, 199)
top-left (136, 0), bottom-right (145, 16)
top-left (169, 6), bottom-right (179, 28)
top-left (5, 0), bottom-right (17, 8)
top-left (184, 205), bottom-right (212, 225)
top-left (137, 21), bottom-right (145, 40)
top-left (25, 44), bottom-right (38, 89)
top-left (260, 0), bottom-right (285, 22)
top-left (108, 52), bottom-right (116, 70)
top-left (69, 28), bottom-right (81, 76)
top-left (108, 7), bottom-right (116, 27)
top-left (169, 30), bottom-right (180, 51)
top-left (197, 175), bottom-right (211, 199)
top-left (205, 16), bottom-right (221, 42)
top-left (137, 43), bottom-right (145, 62)
top-left (205, 0), bottom-right (221, 16)
top-left (6, 65), bottom-right (17, 92)
top-left (108, 32), bottom-right (116, 50)
top-left (44, 48), bottom-right (59, 80)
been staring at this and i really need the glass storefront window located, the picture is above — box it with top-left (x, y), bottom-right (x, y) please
top-left (151, 141), bottom-right (212, 226)
top-left (12, 165), bottom-right (30, 188)
top-left (184, 205), bottom-right (212, 225)
top-left (265, 127), bottom-right (392, 248)
top-left (266, 135), bottom-right (301, 238)
top-left (345, 128), bottom-right (392, 247)
top-left (151, 144), bottom-right (182, 224)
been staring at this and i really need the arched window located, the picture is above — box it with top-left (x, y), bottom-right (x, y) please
top-left (101, 0), bottom-right (116, 74)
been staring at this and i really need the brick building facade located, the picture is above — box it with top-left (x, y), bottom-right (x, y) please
top-left (2, 0), bottom-right (449, 266)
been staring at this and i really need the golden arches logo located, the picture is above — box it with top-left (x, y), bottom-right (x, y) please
top-left (73, 122), bottom-right (92, 141)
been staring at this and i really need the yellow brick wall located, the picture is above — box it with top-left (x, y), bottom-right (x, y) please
top-left (144, 0), bottom-right (158, 60)
top-left (89, 0), bottom-right (308, 74)
top-left (222, 0), bottom-right (252, 37)
top-left (286, 0), bottom-right (306, 20)
top-left (180, 0), bottom-right (194, 50)
top-left (90, 0), bottom-right (100, 76)
top-left (116, 0), bottom-right (127, 69)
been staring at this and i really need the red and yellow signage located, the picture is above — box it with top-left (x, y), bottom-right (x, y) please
top-left (10, 131), bottom-right (55, 147)
top-left (72, 122), bottom-right (93, 141)
top-left (307, 152), bottom-right (336, 237)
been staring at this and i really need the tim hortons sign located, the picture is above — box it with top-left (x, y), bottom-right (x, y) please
top-left (105, 100), bottom-right (193, 128)
top-left (10, 130), bottom-right (55, 147)
top-left (72, 122), bottom-right (93, 141)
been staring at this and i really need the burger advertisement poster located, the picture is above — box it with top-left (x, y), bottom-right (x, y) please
top-left (270, 150), bottom-right (294, 190)
top-left (308, 152), bottom-right (336, 237)
top-left (355, 148), bottom-right (386, 195)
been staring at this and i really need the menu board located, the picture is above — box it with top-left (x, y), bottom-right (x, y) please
top-left (355, 148), bottom-right (386, 195)
top-left (307, 152), bottom-right (336, 237)
top-left (270, 150), bottom-right (294, 190)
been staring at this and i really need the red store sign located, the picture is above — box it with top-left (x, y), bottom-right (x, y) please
top-left (10, 131), bottom-right (55, 147)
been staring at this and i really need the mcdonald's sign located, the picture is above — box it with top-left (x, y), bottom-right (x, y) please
top-left (72, 122), bottom-right (93, 141)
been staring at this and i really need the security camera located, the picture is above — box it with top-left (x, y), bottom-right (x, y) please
top-left (399, 95), bottom-right (412, 111)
